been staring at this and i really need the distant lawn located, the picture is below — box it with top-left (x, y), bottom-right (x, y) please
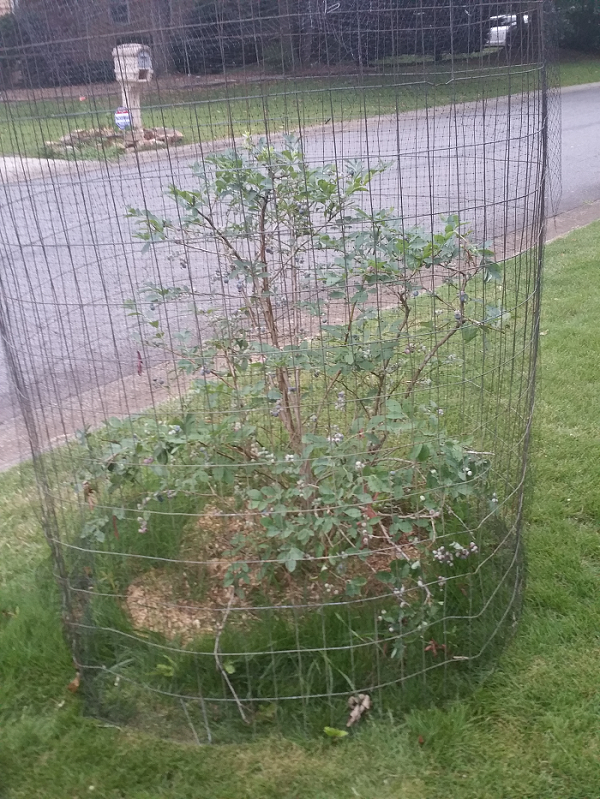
top-left (559, 49), bottom-right (600, 85)
top-left (0, 66), bottom-right (519, 159)
top-left (1, 220), bottom-right (600, 797)
top-left (1, 51), bottom-right (598, 159)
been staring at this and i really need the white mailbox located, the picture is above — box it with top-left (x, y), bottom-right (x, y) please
top-left (112, 43), bottom-right (153, 84)
top-left (112, 43), bottom-right (153, 139)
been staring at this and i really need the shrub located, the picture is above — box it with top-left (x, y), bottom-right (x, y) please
top-left (557, 0), bottom-right (600, 53)
top-left (79, 136), bottom-right (508, 667)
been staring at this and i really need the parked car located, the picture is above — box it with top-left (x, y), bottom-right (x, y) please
top-left (486, 13), bottom-right (528, 47)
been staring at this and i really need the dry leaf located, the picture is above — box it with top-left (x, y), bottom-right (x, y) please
top-left (82, 481), bottom-right (96, 510)
top-left (424, 639), bottom-right (447, 659)
top-left (418, 735), bottom-right (425, 746)
top-left (67, 672), bottom-right (81, 693)
top-left (347, 693), bottom-right (371, 727)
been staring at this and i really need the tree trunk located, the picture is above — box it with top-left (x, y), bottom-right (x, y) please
top-left (300, 0), bottom-right (317, 66)
top-left (278, 0), bottom-right (296, 69)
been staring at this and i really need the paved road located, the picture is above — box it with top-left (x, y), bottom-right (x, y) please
top-left (559, 83), bottom-right (600, 213)
top-left (0, 82), bottom-right (598, 464)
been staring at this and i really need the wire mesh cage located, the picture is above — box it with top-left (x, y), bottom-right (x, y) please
top-left (0, 0), bottom-right (553, 742)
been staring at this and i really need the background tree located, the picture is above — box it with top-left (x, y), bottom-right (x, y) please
top-left (555, 0), bottom-right (600, 53)
top-left (0, 13), bottom-right (25, 90)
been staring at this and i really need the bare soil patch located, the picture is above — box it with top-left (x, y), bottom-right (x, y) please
top-left (124, 502), bottom-right (425, 643)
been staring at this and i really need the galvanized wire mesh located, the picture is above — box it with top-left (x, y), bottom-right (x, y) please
top-left (0, 0), bottom-right (553, 742)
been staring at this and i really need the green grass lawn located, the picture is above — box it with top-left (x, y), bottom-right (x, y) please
top-left (0, 69), bottom-right (523, 159)
top-left (1, 220), bottom-right (599, 797)
top-left (559, 49), bottom-right (600, 85)
top-left (1, 51), bottom-right (598, 159)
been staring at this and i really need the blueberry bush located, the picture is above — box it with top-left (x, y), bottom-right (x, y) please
top-left (79, 136), bottom-right (508, 661)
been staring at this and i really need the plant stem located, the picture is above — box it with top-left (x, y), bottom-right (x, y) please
top-left (214, 592), bottom-right (249, 724)
top-left (404, 321), bottom-right (463, 399)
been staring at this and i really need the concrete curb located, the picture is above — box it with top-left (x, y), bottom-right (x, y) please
top-left (546, 200), bottom-right (600, 243)
top-left (559, 80), bottom-right (600, 94)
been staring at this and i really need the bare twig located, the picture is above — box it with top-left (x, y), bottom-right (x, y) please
top-left (195, 210), bottom-right (245, 263)
top-left (213, 591), bottom-right (250, 724)
top-left (404, 321), bottom-right (463, 399)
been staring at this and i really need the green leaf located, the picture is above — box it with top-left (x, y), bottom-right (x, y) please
top-left (484, 305), bottom-right (511, 329)
top-left (355, 492), bottom-right (373, 504)
top-left (386, 421), bottom-right (416, 433)
top-left (223, 660), bottom-right (236, 675)
top-left (346, 578), bottom-right (366, 596)
top-left (153, 444), bottom-right (169, 465)
top-left (282, 547), bottom-right (305, 573)
top-left (391, 641), bottom-right (405, 659)
top-left (390, 560), bottom-right (411, 579)
top-left (394, 520), bottom-right (414, 534)
top-left (324, 727), bottom-right (349, 738)
top-left (366, 475), bottom-right (386, 493)
top-left (351, 290), bottom-right (369, 304)
top-left (461, 325), bottom-right (479, 343)
top-left (410, 442), bottom-right (431, 462)
top-left (386, 399), bottom-right (406, 419)
top-left (483, 262), bottom-right (503, 283)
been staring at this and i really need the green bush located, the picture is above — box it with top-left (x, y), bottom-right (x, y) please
top-left (557, 0), bottom-right (600, 53)
top-left (76, 137), bottom-right (510, 681)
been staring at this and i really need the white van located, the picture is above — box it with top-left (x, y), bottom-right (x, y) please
top-left (487, 13), bottom-right (529, 47)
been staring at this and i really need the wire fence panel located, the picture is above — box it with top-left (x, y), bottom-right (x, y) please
top-left (0, 0), bottom-right (553, 742)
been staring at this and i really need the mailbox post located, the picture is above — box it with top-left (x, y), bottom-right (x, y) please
top-left (112, 43), bottom-right (153, 141)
